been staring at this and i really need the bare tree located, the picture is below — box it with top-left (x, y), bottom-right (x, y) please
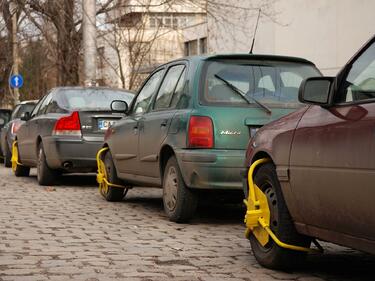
top-left (16, 0), bottom-right (116, 86)
top-left (0, 0), bottom-right (17, 106)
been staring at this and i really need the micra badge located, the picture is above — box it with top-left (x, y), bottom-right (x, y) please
top-left (220, 130), bottom-right (241, 135)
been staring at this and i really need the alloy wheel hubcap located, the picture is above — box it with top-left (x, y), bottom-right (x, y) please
top-left (261, 182), bottom-right (279, 250)
top-left (164, 166), bottom-right (178, 212)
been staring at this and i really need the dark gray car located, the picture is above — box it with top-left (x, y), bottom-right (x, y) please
top-left (13, 87), bottom-right (134, 186)
top-left (0, 109), bottom-right (12, 162)
top-left (1, 100), bottom-right (37, 167)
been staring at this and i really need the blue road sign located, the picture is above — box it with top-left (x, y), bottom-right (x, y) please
top-left (10, 74), bottom-right (24, 89)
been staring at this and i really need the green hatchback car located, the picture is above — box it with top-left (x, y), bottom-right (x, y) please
top-left (100, 54), bottom-right (321, 222)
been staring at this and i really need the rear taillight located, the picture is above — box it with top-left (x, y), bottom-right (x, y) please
top-left (52, 111), bottom-right (81, 136)
top-left (188, 116), bottom-right (214, 148)
top-left (11, 121), bottom-right (22, 135)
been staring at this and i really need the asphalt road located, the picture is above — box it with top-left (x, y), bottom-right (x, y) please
top-left (0, 166), bottom-right (374, 281)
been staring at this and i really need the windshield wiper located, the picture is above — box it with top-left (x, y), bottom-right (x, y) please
top-left (214, 74), bottom-right (272, 114)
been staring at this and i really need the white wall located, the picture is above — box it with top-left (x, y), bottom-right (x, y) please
top-left (207, 0), bottom-right (375, 75)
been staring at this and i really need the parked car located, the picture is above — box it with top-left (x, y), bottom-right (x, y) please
top-left (1, 100), bottom-right (38, 167)
top-left (12, 87), bottom-right (134, 185)
top-left (99, 54), bottom-right (321, 222)
top-left (244, 35), bottom-right (375, 269)
top-left (0, 109), bottom-right (12, 162)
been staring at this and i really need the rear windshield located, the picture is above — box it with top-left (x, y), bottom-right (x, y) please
top-left (57, 88), bottom-right (134, 111)
top-left (12, 103), bottom-right (36, 119)
top-left (202, 60), bottom-right (321, 107)
top-left (0, 110), bottom-right (11, 126)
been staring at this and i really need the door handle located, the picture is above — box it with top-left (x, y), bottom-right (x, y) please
top-left (160, 120), bottom-right (168, 127)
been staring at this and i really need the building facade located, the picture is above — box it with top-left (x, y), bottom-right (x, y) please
top-left (98, 0), bottom-right (206, 90)
top-left (183, 0), bottom-right (375, 75)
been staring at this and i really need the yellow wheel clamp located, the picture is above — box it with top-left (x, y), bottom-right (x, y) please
top-left (244, 158), bottom-right (323, 253)
top-left (96, 147), bottom-right (127, 196)
top-left (11, 141), bottom-right (23, 172)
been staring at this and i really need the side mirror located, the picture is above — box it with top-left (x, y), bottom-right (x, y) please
top-left (20, 112), bottom-right (31, 121)
top-left (110, 100), bottom-right (128, 113)
top-left (299, 77), bottom-right (335, 106)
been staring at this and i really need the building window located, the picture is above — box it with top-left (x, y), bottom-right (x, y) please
top-left (200, 37), bottom-right (207, 54)
top-left (97, 47), bottom-right (105, 69)
top-left (148, 14), bottom-right (197, 29)
top-left (185, 37), bottom-right (207, 56)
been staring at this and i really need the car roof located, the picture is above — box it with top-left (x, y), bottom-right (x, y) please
top-left (18, 100), bottom-right (38, 105)
top-left (163, 53), bottom-right (316, 67)
top-left (51, 86), bottom-right (135, 95)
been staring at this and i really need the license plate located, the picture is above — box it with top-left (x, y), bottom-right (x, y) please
top-left (98, 119), bottom-right (116, 130)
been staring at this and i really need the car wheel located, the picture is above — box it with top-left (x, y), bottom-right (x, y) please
top-left (12, 142), bottom-right (30, 177)
top-left (249, 163), bottom-right (311, 269)
top-left (102, 151), bottom-right (125, 202)
top-left (163, 156), bottom-right (198, 223)
top-left (37, 143), bottom-right (58, 186)
top-left (4, 142), bottom-right (12, 168)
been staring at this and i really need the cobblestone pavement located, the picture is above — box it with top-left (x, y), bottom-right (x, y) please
top-left (0, 166), bottom-right (374, 281)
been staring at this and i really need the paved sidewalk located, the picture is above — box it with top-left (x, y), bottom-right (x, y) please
top-left (0, 167), bottom-right (373, 281)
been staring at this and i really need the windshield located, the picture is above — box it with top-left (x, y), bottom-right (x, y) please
top-left (202, 60), bottom-right (321, 107)
top-left (57, 88), bottom-right (134, 111)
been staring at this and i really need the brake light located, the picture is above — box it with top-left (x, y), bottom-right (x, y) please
top-left (52, 111), bottom-right (81, 136)
top-left (188, 116), bottom-right (214, 148)
top-left (11, 121), bottom-right (22, 135)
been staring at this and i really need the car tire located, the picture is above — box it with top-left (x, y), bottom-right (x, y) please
top-left (102, 151), bottom-right (125, 202)
top-left (249, 163), bottom-right (311, 270)
top-left (163, 156), bottom-right (198, 223)
top-left (37, 143), bottom-right (58, 186)
top-left (4, 142), bottom-right (12, 168)
top-left (13, 142), bottom-right (30, 177)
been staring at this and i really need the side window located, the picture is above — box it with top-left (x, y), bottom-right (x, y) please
top-left (38, 94), bottom-right (53, 115)
top-left (46, 98), bottom-right (64, 114)
top-left (337, 42), bottom-right (375, 103)
top-left (31, 96), bottom-right (47, 118)
top-left (170, 68), bottom-right (187, 108)
top-left (133, 70), bottom-right (163, 114)
top-left (154, 65), bottom-right (186, 110)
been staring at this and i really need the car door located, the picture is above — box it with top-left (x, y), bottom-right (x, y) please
top-left (17, 96), bottom-right (47, 162)
top-left (113, 69), bottom-right (164, 176)
top-left (289, 39), bottom-right (375, 240)
top-left (138, 64), bottom-right (187, 179)
top-left (27, 93), bottom-right (53, 163)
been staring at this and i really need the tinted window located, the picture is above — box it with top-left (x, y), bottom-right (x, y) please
top-left (56, 89), bottom-right (134, 111)
top-left (133, 70), bottom-right (163, 114)
top-left (31, 96), bottom-right (47, 118)
top-left (154, 65), bottom-right (185, 110)
top-left (337, 42), bottom-right (375, 103)
top-left (203, 60), bottom-right (321, 107)
top-left (170, 68), bottom-right (187, 108)
top-left (38, 94), bottom-right (53, 115)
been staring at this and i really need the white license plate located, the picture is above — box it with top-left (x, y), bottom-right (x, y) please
top-left (98, 119), bottom-right (116, 130)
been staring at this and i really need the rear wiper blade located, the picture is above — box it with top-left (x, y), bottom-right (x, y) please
top-left (214, 74), bottom-right (272, 114)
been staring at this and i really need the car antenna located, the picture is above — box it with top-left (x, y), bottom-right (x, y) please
top-left (249, 9), bottom-right (261, 54)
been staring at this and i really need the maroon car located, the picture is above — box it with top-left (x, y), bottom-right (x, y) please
top-left (244, 35), bottom-right (375, 269)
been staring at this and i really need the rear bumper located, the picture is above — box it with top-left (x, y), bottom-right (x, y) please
top-left (175, 148), bottom-right (245, 190)
top-left (43, 136), bottom-right (103, 172)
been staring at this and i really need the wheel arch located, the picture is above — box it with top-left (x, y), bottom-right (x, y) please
top-left (159, 144), bottom-right (175, 183)
top-left (251, 151), bottom-right (275, 174)
top-left (35, 135), bottom-right (43, 158)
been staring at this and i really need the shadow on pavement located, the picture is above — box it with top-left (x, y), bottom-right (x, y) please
top-left (298, 250), bottom-right (375, 280)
